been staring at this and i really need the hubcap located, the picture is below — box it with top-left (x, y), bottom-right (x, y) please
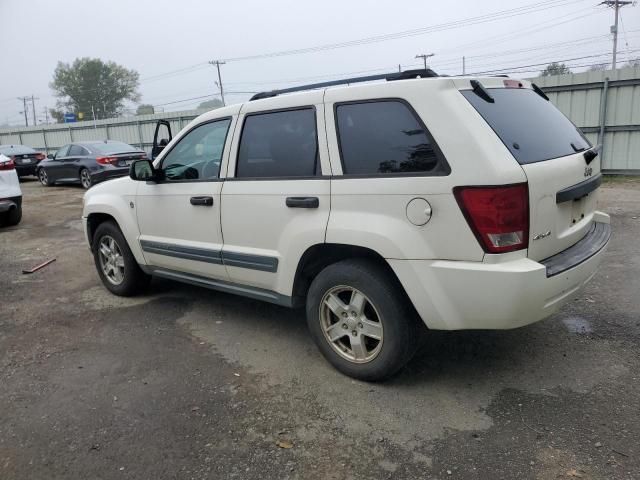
top-left (98, 235), bottom-right (125, 285)
top-left (81, 170), bottom-right (91, 188)
top-left (319, 286), bottom-right (383, 364)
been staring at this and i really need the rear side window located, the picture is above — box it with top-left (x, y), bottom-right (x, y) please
top-left (461, 88), bottom-right (590, 164)
top-left (335, 100), bottom-right (449, 175)
top-left (237, 108), bottom-right (318, 178)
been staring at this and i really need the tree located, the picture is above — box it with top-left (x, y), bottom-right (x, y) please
top-left (540, 62), bottom-right (572, 77)
top-left (136, 104), bottom-right (155, 115)
top-left (588, 63), bottom-right (608, 72)
top-left (49, 58), bottom-right (140, 122)
top-left (197, 98), bottom-right (223, 110)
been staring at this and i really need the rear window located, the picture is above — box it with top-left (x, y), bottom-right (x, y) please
top-left (90, 142), bottom-right (137, 155)
top-left (0, 145), bottom-right (36, 156)
top-left (461, 87), bottom-right (590, 164)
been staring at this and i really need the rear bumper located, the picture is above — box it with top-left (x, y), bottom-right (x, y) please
top-left (15, 164), bottom-right (38, 176)
top-left (91, 167), bottom-right (129, 184)
top-left (0, 195), bottom-right (22, 213)
top-left (390, 217), bottom-right (611, 330)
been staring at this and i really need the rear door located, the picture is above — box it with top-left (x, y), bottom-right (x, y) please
top-left (461, 84), bottom-right (599, 261)
top-left (221, 92), bottom-right (331, 297)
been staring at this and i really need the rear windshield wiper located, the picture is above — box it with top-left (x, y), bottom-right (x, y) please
top-left (470, 80), bottom-right (494, 103)
top-left (531, 83), bottom-right (549, 101)
top-left (571, 142), bottom-right (586, 153)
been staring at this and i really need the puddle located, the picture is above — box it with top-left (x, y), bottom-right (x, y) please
top-left (561, 316), bottom-right (593, 334)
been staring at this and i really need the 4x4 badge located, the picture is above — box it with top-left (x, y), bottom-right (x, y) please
top-left (584, 166), bottom-right (593, 177)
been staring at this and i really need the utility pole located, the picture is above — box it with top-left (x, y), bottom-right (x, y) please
top-left (209, 60), bottom-right (226, 106)
top-left (17, 97), bottom-right (29, 127)
top-left (30, 95), bottom-right (39, 126)
top-left (42, 106), bottom-right (49, 124)
top-left (600, 0), bottom-right (633, 70)
top-left (415, 53), bottom-right (435, 71)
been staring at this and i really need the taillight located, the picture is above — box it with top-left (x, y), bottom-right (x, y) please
top-left (454, 183), bottom-right (529, 254)
top-left (96, 156), bottom-right (118, 165)
top-left (35, 153), bottom-right (45, 161)
top-left (0, 158), bottom-right (15, 171)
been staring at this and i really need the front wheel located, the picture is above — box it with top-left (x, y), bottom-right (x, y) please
top-left (80, 168), bottom-right (93, 189)
top-left (4, 205), bottom-right (22, 226)
top-left (92, 221), bottom-right (150, 296)
top-left (306, 259), bottom-right (421, 381)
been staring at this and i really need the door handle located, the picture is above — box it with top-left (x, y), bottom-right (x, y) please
top-left (190, 196), bottom-right (214, 206)
top-left (286, 197), bottom-right (319, 208)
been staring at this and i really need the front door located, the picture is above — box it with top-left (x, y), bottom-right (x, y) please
top-left (221, 93), bottom-right (331, 298)
top-left (136, 116), bottom-right (235, 280)
top-left (46, 144), bottom-right (70, 182)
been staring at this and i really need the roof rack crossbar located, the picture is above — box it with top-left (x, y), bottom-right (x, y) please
top-left (250, 68), bottom-right (438, 101)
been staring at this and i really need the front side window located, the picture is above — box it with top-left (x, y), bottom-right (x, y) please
top-left (336, 100), bottom-right (448, 175)
top-left (236, 108), bottom-right (318, 178)
top-left (55, 145), bottom-right (70, 158)
top-left (161, 119), bottom-right (231, 181)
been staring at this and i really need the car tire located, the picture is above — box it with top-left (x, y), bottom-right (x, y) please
top-left (80, 168), bottom-right (93, 189)
top-left (5, 205), bottom-right (22, 226)
top-left (306, 258), bottom-right (421, 382)
top-left (38, 168), bottom-right (52, 186)
top-left (92, 220), bottom-right (150, 296)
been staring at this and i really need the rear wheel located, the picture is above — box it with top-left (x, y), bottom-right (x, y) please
top-left (5, 205), bottom-right (22, 226)
top-left (80, 168), bottom-right (92, 189)
top-left (92, 221), bottom-right (150, 296)
top-left (38, 168), bottom-right (52, 186)
top-left (306, 259), bottom-right (421, 381)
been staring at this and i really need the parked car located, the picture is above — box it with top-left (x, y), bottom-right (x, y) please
top-left (0, 144), bottom-right (45, 177)
top-left (0, 153), bottom-right (22, 226)
top-left (37, 141), bottom-right (147, 189)
top-left (82, 70), bottom-right (611, 381)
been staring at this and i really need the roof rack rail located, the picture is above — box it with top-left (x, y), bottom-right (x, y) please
top-left (250, 68), bottom-right (438, 101)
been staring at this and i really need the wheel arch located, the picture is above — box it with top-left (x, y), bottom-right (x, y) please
top-left (291, 243), bottom-right (411, 308)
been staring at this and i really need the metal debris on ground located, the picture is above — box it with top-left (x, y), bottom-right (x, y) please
top-left (22, 258), bottom-right (56, 274)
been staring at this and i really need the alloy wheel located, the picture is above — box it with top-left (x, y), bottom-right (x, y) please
top-left (98, 235), bottom-right (125, 285)
top-left (38, 169), bottom-right (48, 185)
top-left (319, 286), bottom-right (384, 364)
top-left (81, 169), bottom-right (92, 189)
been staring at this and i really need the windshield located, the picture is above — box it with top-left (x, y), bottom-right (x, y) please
top-left (461, 87), bottom-right (590, 164)
top-left (90, 142), bottom-right (138, 155)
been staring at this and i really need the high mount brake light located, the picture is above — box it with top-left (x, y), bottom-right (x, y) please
top-left (454, 183), bottom-right (529, 254)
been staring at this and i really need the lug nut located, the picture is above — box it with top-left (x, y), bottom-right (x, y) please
top-left (341, 312), bottom-right (348, 318)
top-left (352, 330), bottom-right (357, 336)
top-left (358, 323), bottom-right (363, 329)
top-left (351, 311), bottom-right (357, 316)
top-left (342, 323), bottom-right (348, 329)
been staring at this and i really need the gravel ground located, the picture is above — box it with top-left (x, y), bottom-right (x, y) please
top-left (1, 177), bottom-right (639, 480)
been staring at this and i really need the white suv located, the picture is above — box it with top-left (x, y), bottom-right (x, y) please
top-left (83, 70), bottom-right (610, 381)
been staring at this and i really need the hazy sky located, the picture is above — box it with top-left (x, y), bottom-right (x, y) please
top-left (1, 0), bottom-right (638, 126)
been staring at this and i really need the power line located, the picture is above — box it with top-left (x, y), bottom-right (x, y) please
top-left (219, 0), bottom-right (586, 62)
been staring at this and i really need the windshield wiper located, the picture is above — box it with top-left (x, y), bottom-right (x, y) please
top-left (571, 142), bottom-right (586, 153)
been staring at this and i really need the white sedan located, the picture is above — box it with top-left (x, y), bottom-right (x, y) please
top-left (0, 153), bottom-right (22, 226)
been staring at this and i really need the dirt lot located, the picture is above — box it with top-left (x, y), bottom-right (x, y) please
top-left (1, 177), bottom-right (639, 480)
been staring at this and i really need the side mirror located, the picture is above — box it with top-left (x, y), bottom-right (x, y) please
top-left (47, 153), bottom-right (54, 159)
top-left (130, 159), bottom-right (157, 182)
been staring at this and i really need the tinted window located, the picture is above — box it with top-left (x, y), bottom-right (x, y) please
top-left (91, 142), bottom-right (137, 154)
top-left (237, 108), bottom-right (318, 178)
top-left (336, 101), bottom-right (447, 175)
top-left (55, 145), bottom-right (70, 157)
top-left (161, 119), bottom-right (231, 181)
top-left (68, 145), bottom-right (86, 156)
top-left (461, 88), bottom-right (590, 164)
